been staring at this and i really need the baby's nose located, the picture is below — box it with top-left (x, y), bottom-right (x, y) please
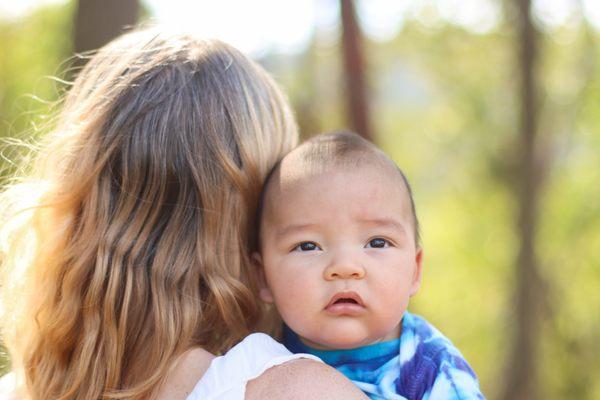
top-left (323, 254), bottom-right (366, 280)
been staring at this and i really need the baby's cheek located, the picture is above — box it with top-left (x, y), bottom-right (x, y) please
top-left (275, 283), bottom-right (316, 322)
top-left (373, 280), bottom-right (411, 315)
top-left (374, 277), bottom-right (404, 297)
top-left (276, 298), bottom-right (315, 333)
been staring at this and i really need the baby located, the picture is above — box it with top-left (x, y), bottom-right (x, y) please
top-left (254, 131), bottom-right (485, 399)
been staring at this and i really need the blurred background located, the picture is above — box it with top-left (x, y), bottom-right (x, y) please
top-left (0, 0), bottom-right (599, 399)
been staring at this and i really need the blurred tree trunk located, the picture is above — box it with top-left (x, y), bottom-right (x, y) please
top-left (339, 0), bottom-right (372, 141)
top-left (502, 0), bottom-right (543, 399)
top-left (74, 0), bottom-right (139, 59)
top-left (295, 35), bottom-right (322, 139)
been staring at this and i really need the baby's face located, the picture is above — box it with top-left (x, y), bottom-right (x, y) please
top-left (257, 163), bottom-right (422, 350)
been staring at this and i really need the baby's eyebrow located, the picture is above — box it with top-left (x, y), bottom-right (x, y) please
top-left (358, 218), bottom-right (406, 233)
top-left (276, 223), bottom-right (318, 238)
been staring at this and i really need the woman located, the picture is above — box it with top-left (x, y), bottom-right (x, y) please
top-left (0, 28), bottom-right (366, 399)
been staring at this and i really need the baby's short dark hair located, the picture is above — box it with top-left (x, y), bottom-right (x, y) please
top-left (260, 130), bottom-right (421, 247)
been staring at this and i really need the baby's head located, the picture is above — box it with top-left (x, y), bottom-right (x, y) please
top-left (255, 131), bottom-right (423, 350)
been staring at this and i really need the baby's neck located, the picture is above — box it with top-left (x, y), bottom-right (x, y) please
top-left (298, 324), bottom-right (402, 351)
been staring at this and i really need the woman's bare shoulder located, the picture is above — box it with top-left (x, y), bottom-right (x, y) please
top-left (155, 347), bottom-right (215, 400)
top-left (245, 358), bottom-right (368, 400)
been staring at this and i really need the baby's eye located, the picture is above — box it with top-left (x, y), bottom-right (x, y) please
top-left (292, 242), bottom-right (320, 252)
top-left (366, 238), bottom-right (391, 249)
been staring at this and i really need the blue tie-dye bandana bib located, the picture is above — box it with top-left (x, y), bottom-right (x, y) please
top-left (283, 311), bottom-right (485, 400)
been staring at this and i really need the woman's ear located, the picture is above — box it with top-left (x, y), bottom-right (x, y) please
top-left (409, 248), bottom-right (424, 297)
top-left (252, 252), bottom-right (274, 303)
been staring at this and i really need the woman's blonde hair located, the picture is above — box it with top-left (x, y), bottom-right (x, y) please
top-left (0, 28), bottom-right (298, 399)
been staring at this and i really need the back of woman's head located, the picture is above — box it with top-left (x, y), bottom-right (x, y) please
top-left (0, 27), bottom-right (298, 399)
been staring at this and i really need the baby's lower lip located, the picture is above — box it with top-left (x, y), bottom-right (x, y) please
top-left (325, 302), bottom-right (365, 316)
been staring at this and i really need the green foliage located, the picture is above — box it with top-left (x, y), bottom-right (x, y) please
top-left (536, 22), bottom-right (600, 399)
top-left (0, 1), bottom-right (74, 181)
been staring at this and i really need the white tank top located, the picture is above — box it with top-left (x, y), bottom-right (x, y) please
top-left (186, 333), bottom-right (321, 400)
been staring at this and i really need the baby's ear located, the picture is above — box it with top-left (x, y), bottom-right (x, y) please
top-left (409, 248), bottom-right (424, 297)
top-left (252, 252), bottom-right (274, 303)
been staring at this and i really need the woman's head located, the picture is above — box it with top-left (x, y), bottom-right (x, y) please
top-left (0, 28), bottom-right (297, 399)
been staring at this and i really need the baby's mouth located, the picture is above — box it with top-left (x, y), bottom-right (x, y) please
top-left (334, 298), bottom-right (358, 304)
top-left (325, 291), bottom-right (365, 313)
